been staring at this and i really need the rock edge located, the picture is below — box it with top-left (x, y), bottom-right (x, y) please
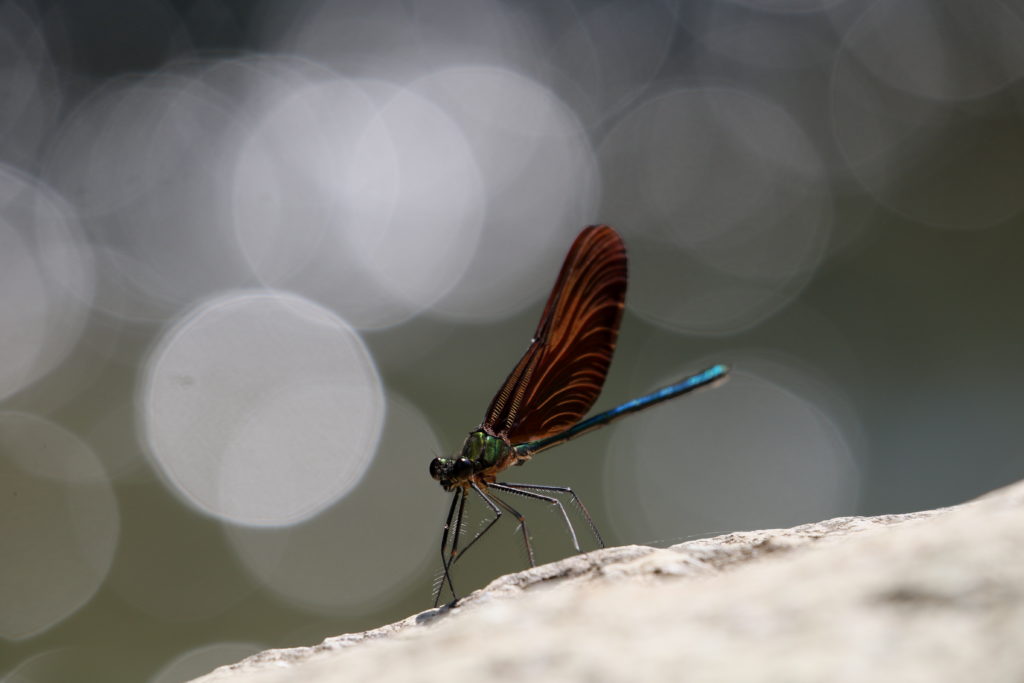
top-left (192, 480), bottom-right (1024, 683)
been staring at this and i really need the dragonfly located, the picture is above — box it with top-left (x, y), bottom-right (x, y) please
top-left (429, 225), bottom-right (729, 606)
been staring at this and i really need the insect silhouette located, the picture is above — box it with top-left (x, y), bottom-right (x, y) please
top-left (429, 225), bottom-right (729, 605)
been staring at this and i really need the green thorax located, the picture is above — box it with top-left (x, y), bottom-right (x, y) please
top-left (460, 430), bottom-right (511, 468)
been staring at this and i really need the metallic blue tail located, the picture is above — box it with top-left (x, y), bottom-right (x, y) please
top-left (519, 364), bottom-right (730, 455)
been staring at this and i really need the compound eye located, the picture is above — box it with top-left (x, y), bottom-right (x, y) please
top-left (428, 457), bottom-right (446, 481)
top-left (452, 457), bottom-right (474, 479)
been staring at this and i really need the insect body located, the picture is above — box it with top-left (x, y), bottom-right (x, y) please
top-left (429, 225), bottom-right (728, 605)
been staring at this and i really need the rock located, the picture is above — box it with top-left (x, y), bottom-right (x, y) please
top-left (191, 480), bottom-right (1024, 683)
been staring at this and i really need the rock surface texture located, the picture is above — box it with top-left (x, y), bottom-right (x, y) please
top-left (192, 480), bottom-right (1024, 683)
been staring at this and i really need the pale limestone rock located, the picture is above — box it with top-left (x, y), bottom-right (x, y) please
top-left (192, 480), bottom-right (1024, 683)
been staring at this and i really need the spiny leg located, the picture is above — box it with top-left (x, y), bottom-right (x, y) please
top-left (490, 482), bottom-right (581, 552)
top-left (448, 488), bottom-right (471, 598)
top-left (475, 483), bottom-right (536, 567)
top-left (434, 488), bottom-right (464, 607)
top-left (497, 482), bottom-right (605, 549)
top-left (446, 488), bottom-right (469, 569)
top-left (446, 483), bottom-right (503, 572)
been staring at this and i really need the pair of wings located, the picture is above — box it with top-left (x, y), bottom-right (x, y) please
top-left (481, 225), bottom-right (627, 444)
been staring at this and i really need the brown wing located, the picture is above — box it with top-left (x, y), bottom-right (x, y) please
top-left (481, 225), bottom-right (627, 444)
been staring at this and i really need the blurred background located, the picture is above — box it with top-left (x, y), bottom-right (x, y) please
top-left (1, 0), bottom-right (1023, 680)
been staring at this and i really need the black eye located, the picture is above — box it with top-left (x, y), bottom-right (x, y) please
top-left (429, 458), bottom-right (446, 480)
top-left (452, 457), bottom-right (474, 479)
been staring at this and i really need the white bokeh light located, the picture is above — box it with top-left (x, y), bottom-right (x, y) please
top-left (0, 412), bottom-right (118, 641)
top-left (605, 360), bottom-right (862, 544)
top-left (231, 75), bottom-right (485, 330)
top-left (410, 65), bottom-right (599, 321)
top-left (831, 29), bottom-right (1024, 231)
top-left (269, 0), bottom-right (531, 83)
top-left (140, 290), bottom-right (385, 526)
top-left (838, 0), bottom-right (1024, 103)
top-left (540, 0), bottom-right (678, 126)
top-left (600, 87), bottom-right (831, 335)
top-left (0, 1), bottom-right (62, 165)
top-left (225, 393), bottom-right (445, 614)
top-left (693, 3), bottom-right (844, 70)
top-left (343, 84), bottom-right (485, 317)
top-left (43, 71), bottom-right (254, 321)
top-left (0, 165), bottom-right (94, 402)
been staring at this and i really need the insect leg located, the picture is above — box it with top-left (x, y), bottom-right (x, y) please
top-left (445, 483), bottom-right (504, 573)
top-left (474, 483), bottom-right (536, 567)
top-left (497, 482), bottom-right (605, 549)
top-left (433, 488), bottom-right (464, 607)
top-left (490, 482), bottom-right (581, 552)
